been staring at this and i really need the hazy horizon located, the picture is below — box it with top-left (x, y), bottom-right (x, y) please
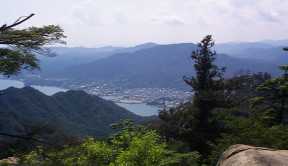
top-left (48, 38), bottom-right (288, 49)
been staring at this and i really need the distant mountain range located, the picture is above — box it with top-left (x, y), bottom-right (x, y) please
top-left (0, 87), bottom-right (144, 146)
top-left (20, 40), bottom-right (288, 89)
top-left (48, 42), bottom-right (285, 89)
top-left (216, 42), bottom-right (288, 62)
top-left (30, 43), bottom-right (158, 75)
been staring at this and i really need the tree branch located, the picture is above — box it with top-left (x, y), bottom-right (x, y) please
top-left (0, 14), bottom-right (35, 32)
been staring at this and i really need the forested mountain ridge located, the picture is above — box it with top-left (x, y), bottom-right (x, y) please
top-left (0, 87), bottom-right (144, 147)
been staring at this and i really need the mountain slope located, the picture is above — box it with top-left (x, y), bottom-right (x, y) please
top-left (0, 87), bottom-right (143, 145)
top-left (53, 43), bottom-right (280, 89)
top-left (216, 42), bottom-right (288, 63)
top-left (22, 43), bottom-right (159, 76)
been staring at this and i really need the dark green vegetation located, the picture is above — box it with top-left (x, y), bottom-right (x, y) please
top-left (0, 87), bottom-right (144, 158)
top-left (158, 35), bottom-right (288, 165)
top-left (18, 120), bottom-right (200, 166)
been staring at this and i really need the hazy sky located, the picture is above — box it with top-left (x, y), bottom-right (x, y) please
top-left (2, 0), bottom-right (288, 47)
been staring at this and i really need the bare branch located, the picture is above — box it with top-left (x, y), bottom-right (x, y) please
top-left (0, 13), bottom-right (35, 32)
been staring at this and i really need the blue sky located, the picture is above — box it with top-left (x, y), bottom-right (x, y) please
top-left (2, 0), bottom-right (288, 47)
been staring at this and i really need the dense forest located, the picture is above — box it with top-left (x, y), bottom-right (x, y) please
top-left (0, 15), bottom-right (288, 166)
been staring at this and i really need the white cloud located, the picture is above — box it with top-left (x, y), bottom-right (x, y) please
top-left (151, 16), bottom-right (185, 26)
top-left (1, 0), bottom-right (288, 46)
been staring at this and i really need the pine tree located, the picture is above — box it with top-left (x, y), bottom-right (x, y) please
top-left (159, 35), bottom-right (226, 156)
top-left (183, 35), bottom-right (225, 129)
top-left (252, 47), bottom-right (288, 125)
top-left (0, 14), bottom-right (65, 76)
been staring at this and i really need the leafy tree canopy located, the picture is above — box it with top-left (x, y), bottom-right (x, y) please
top-left (18, 120), bottom-right (200, 166)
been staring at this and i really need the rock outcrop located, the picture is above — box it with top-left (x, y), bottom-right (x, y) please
top-left (217, 144), bottom-right (288, 166)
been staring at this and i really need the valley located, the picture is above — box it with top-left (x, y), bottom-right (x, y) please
top-left (1, 2), bottom-right (288, 165)
top-left (9, 40), bottom-right (287, 117)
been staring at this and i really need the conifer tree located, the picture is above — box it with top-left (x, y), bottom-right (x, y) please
top-left (252, 47), bottom-right (288, 124)
top-left (0, 14), bottom-right (65, 76)
top-left (159, 35), bottom-right (226, 155)
top-left (183, 35), bottom-right (225, 129)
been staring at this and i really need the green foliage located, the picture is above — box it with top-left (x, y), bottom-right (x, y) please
top-left (18, 121), bottom-right (200, 166)
top-left (160, 152), bottom-right (201, 166)
top-left (0, 48), bottom-right (38, 75)
top-left (184, 35), bottom-right (225, 93)
top-left (252, 74), bottom-right (288, 124)
top-left (81, 139), bottom-right (113, 165)
top-left (207, 110), bottom-right (288, 165)
top-left (110, 120), bottom-right (147, 150)
top-left (114, 131), bottom-right (166, 166)
top-left (20, 140), bottom-right (114, 166)
top-left (0, 15), bottom-right (65, 76)
top-left (0, 25), bottom-right (65, 50)
top-left (251, 52), bottom-right (288, 125)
